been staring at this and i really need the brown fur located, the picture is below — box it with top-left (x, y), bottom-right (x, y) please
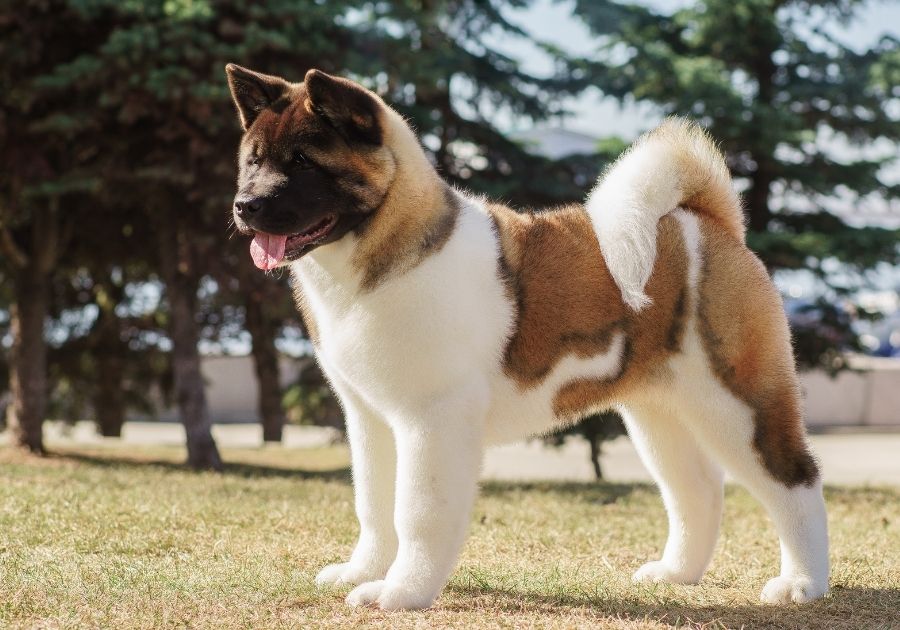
top-left (696, 219), bottom-right (819, 487)
top-left (237, 70), bottom-right (458, 292)
top-left (355, 183), bottom-right (460, 292)
top-left (488, 204), bottom-right (690, 415)
top-left (490, 199), bottom-right (816, 487)
top-left (243, 89), bottom-right (395, 212)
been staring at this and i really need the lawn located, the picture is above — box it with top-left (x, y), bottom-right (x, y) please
top-left (1, 444), bottom-right (898, 629)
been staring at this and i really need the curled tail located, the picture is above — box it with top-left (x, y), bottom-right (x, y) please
top-left (586, 118), bottom-right (745, 311)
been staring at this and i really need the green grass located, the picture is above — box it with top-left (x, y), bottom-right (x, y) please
top-left (1, 444), bottom-right (898, 629)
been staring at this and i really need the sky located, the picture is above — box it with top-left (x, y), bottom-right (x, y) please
top-left (490, 0), bottom-right (900, 139)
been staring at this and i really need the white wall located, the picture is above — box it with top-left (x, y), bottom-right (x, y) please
top-left (137, 354), bottom-right (900, 428)
top-left (801, 356), bottom-right (900, 427)
top-left (132, 355), bottom-right (302, 424)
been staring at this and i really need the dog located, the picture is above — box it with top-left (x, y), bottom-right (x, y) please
top-left (226, 64), bottom-right (829, 610)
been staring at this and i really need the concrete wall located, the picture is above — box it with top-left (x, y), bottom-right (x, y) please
top-left (801, 357), bottom-right (900, 427)
top-left (139, 354), bottom-right (900, 428)
top-left (197, 356), bottom-right (301, 423)
top-left (133, 355), bottom-right (302, 424)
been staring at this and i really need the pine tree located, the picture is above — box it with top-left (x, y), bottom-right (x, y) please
top-left (349, 0), bottom-right (604, 206)
top-left (0, 0), bottom-right (112, 452)
top-left (3, 0), bottom-right (701, 476)
top-left (3, 0), bottom-right (597, 460)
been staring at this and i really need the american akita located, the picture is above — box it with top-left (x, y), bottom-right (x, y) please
top-left (225, 64), bottom-right (829, 610)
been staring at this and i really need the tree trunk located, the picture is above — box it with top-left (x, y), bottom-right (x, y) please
top-left (158, 221), bottom-right (222, 470)
top-left (244, 286), bottom-right (285, 443)
top-left (5, 202), bottom-right (61, 454)
top-left (588, 432), bottom-right (604, 480)
top-left (8, 265), bottom-right (50, 454)
top-left (748, 24), bottom-right (777, 234)
top-left (93, 304), bottom-right (126, 437)
top-left (94, 357), bottom-right (125, 437)
top-left (747, 166), bottom-right (774, 233)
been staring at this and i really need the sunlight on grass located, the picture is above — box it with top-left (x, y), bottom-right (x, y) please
top-left (1, 445), bottom-right (897, 629)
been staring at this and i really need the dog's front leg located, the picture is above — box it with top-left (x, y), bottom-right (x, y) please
top-left (346, 382), bottom-right (488, 610)
top-left (316, 383), bottom-right (398, 587)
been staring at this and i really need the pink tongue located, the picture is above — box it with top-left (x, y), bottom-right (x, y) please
top-left (250, 232), bottom-right (287, 270)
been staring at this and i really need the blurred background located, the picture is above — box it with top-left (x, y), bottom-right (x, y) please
top-left (1, 0), bottom-right (898, 474)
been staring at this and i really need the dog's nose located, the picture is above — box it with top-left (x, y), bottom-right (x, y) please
top-left (234, 197), bottom-right (264, 216)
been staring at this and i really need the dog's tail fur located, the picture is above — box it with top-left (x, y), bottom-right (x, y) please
top-left (586, 118), bottom-right (745, 311)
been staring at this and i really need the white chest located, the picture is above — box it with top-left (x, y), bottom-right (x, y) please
top-left (293, 208), bottom-right (513, 416)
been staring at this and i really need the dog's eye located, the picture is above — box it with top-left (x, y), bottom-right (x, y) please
top-left (248, 155), bottom-right (260, 167)
top-left (293, 150), bottom-right (314, 169)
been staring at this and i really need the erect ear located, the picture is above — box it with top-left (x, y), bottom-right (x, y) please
top-left (225, 63), bottom-right (290, 130)
top-left (304, 69), bottom-right (383, 145)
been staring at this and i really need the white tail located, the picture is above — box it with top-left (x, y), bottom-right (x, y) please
top-left (586, 118), bottom-right (744, 311)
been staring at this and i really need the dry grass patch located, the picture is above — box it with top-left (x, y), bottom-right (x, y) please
top-left (1, 443), bottom-right (898, 629)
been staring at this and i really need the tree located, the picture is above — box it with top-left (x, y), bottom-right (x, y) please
top-left (545, 411), bottom-right (626, 479)
top-left (572, 0), bottom-right (900, 368)
top-left (236, 255), bottom-right (289, 443)
top-left (203, 245), bottom-right (294, 444)
top-left (22, 0), bottom-right (373, 465)
top-left (0, 0), bottom-right (110, 452)
top-left (2, 0), bottom-right (618, 466)
top-left (344, 0), bottom-right (602, 207)
top-left (0, 268), bottom-right (11, 426)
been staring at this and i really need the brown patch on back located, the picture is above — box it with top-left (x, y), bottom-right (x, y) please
top-left (551, 215), bottom-right (691, 417)
top-left (488, 204), bottom-right (690, 418)
top-left (491, 205), bottom-right (626, 384)
top-left (696, 219), bottom-right (819, 487)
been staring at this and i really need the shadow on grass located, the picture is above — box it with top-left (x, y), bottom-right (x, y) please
top-left (445, 583), bottom-right (900, 628)
top-left (36, 447), bottom-right (649, 502)
top-left (480, 479), bottom-right (648, 504)
top-left (44, 449), bottom-right (353, 483)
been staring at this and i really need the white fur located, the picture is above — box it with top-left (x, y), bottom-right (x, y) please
top-left (623, 214), bottom-right (829, 601)
top-left (587, 153), bottom-right (683, 310)
top-left (586, 121), bottom-right (741, 311)
top-left (298, 139), bottom-right (827, 610)
top-left (484, 331), bottom-right (626, 444)
top-left (300, 195), bottom-right (628, 609)
top-left (301, 198), bottom-right (509, 609)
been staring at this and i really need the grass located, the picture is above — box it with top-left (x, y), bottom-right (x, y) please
top-left (1, 444), bottom-right (898, 629)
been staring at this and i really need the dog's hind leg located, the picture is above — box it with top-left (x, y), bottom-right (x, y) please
top-left (621, 397), bottom-right (724, 585)
top-left (686, 215), bottom-right (829, 603)
top-left (671, 363), bottom-right (829, 603)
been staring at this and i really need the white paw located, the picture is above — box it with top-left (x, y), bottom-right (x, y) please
top-left (345, 580), bottom-right (387, 607)
top-left (345, 580), bottom-right (437, 610)
top-left (315, 562), bottom-right (385, 588)
top-left (761, 575), bottom-right (827, 604)
top-left (632, 560), bottom-right (702, 585)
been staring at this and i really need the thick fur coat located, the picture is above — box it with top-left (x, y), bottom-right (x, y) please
top-left (226, 65), bottom-right (829, 611)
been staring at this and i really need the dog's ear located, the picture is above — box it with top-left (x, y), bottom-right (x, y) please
top-left (304, 69), bottom-right (382, 145)
top-left (225, 64), bottom-right (290, 130)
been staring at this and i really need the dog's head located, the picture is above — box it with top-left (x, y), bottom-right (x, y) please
top-left (226, 64), bottom-right (396, 270)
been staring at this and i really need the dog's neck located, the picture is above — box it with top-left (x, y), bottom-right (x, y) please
top-left (302, 108), bottom-right (457, 292)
